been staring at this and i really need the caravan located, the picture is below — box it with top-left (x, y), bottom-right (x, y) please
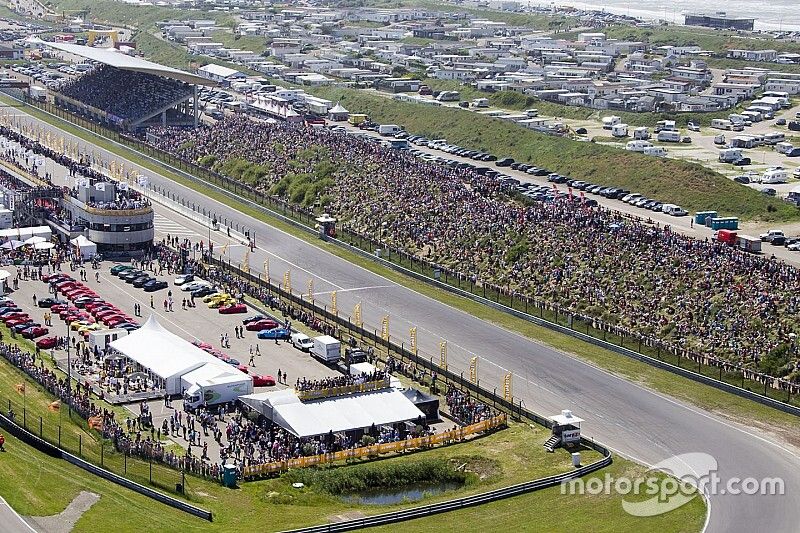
top-left (762, 168), bottom-right (789, 184)
top-left (633, 127), bottom-right (650, 140)
top-left (626, 140), bottom-right (652, 152)
top-left (643, 146), bottom-right (668, 157)
top-left (656, 130), bottom-right (681, 143)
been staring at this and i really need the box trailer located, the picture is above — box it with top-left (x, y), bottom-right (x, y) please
top-left (183, 374), bottom-right (253, 409)
top-left (737, 235), bottom-right (762, 253)
top-left (311, 335), bottom-right (341, 363)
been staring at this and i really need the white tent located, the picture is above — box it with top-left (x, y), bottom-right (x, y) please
top-left (70, 235), bottom-right (97, 259)
top-left (24, 236), bottom-right (47, 245)
top-left (240, 388), bottom-right (425, 438)
top-left (110, 315), bottom-right (245, 394)
top-left (0, 226), bottom-right (51, 241)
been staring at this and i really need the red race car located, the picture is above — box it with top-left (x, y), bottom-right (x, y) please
top-left (22, 326), bottom-right (49, 339)
top-left (219, 303), bottom-right (247, 314)
top-left (36, 336), bottom-right (59, 349)
top-left (5, 317), bottom-right (32, 327)
top-left (252, 374), bottom-right (276, 387)
top-left (245, 319), bottom-right (278, 331)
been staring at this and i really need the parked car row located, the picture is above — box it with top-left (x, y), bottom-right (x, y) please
top-left (0, 296), bottom-right (48, 339)
top-left (110, 264), bottom-right (168, 292)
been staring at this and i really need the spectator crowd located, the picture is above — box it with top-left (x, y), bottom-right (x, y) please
top-left (150, 116), bottom-right (800, 382)
top-left (57, 66), bottom-right (193, 123)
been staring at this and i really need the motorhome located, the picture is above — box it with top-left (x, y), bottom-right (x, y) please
top-left (711, 119), bottom-right (733, 130)
top-left (719, 148), bottom-right (743, 163)
top-left (633, 127), bottom-right (650, 140)
top-left (662, 204), bottom-right (688, 216)
top-left (655, 120), bottom-right (677, 132)
top-left (611, 123), bottom-right (629, 137)
top-left (776, 142), bottom-right (795, 156)
top-left (602, 115), bottom-right (621, 129)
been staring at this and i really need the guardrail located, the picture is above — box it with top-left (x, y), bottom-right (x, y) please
top-left (0, 412), bottom-right (213, 522)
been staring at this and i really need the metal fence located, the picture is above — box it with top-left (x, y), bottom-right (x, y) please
top-left (1, 394), bottom-right (190, 498)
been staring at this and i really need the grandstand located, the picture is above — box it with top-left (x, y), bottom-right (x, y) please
top-left (38, 41), bottom-right (214, 131)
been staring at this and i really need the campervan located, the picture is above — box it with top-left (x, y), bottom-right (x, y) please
top-left (602, 116), bottom-right (621, 129)
top-left (611, 123), bottom-right (628, 138)
top-left (633, 127), bottom-right (650, 140)
top-left (719, 148), bottom-right (743, 163)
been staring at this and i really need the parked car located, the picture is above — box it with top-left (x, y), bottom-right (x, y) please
top-left (144, 280), bottom-right (168, 292)
top-left (219, 303), bottom-right (247, 314)
top-left (252, 374), bottom-right (277, 387)
top-left (174, 274), bottom-right (195, 285)
top-left (241, 315), bottom-right (265, 325)
top-left (37, 297), bottom-right (65, 308)
top-left (132, 276), bottom-right (155, 288)
top-left (110, 265), bottom-right (132, 275)
top-left (246, 319), bottom-right (279, 331)
top-left (36, 336), bottom-right (58, 349)
top-left (257, 327), bottom-right (291, 340)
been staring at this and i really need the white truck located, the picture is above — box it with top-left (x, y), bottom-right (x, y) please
top-left (291, 332), bottom-right (314, 351)
top-left (29, 85), bottom-right (47, 102)
top-left (311, 335), bottom-right (341, 364)
top-left (183, 374), bottom-right (253, 409)
top-left (378, 124), bottom-right (401, 136)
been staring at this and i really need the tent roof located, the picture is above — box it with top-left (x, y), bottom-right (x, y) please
top-left (32, 39), bottom-right (214, 86)
top-left (70, 235), bottom-right (95, 247)
top-left (110, 315), bottom-right (236, 380)
top-left (329, 102), bottom-right (349, 114)
top-left (241, 387), bottom-right (424, 438)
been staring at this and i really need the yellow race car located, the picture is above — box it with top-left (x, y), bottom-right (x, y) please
top-left (70, 319), bottom-right (93, 331)
top-left (203, 292), bottom-right (230, 304)
top-left (78, 323), bottom-right (104, 335)
top-left (208, 297), bottom-right (235, 309)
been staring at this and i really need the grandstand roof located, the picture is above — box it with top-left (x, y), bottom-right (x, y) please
top-left (34, 40), bottom-right (214, 86)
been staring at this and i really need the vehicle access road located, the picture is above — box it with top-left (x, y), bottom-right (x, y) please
top-left (0, 495), bottom-right (37, 533)
top-left (4, 103), bottom-right (800, 533)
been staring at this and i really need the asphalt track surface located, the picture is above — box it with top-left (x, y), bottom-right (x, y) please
top-left (0, 496), bottom-right (36, 533)
top-left (3, 103), bottom-right (800, 532)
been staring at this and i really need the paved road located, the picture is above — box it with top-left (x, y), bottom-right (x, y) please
top-left (4, 103), bottom-right (800, 532)
top-left (0, 496), bottom-right (37, 533)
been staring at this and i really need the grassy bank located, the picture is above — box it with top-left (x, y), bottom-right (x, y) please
top-left (315, 87), bottom-right (798, 221)
top-left (4, 94), bottom-right (799, 439)
top-left (0, 426), bottom-right (705, 532)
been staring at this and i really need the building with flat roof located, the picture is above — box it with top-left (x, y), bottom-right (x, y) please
top-left (684, 13), bottom-right (754, 31)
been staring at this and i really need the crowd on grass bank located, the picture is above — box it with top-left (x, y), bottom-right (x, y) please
top-left (149, 116), bottom-right (800, 381)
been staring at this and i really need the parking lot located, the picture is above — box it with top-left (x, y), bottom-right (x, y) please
top-left (3, 260), bottom-right (336, 407)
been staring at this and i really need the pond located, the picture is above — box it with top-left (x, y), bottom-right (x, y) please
top-left (340, 481), bottom-right (464, 505)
